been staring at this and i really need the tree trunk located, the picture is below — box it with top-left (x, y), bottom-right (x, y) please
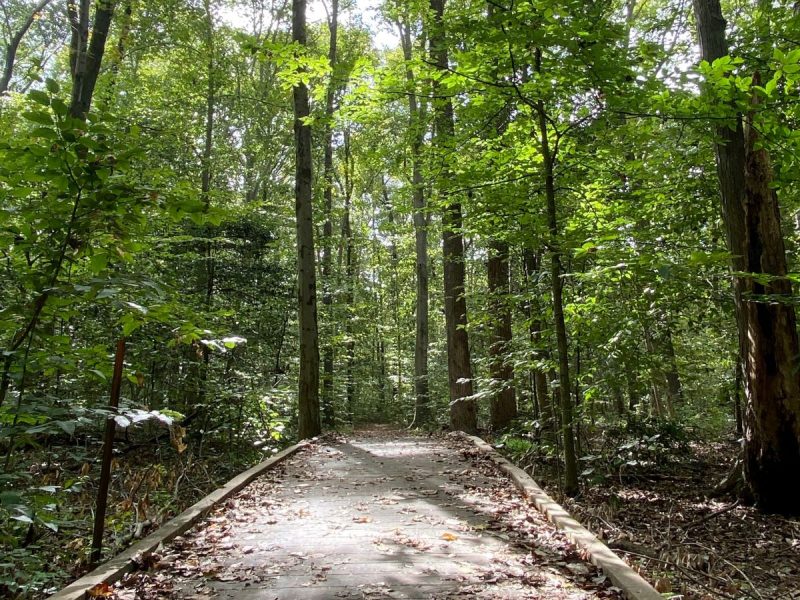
top-left (535, 86), bottom-right (578, 496)
top-left (398, 19), bottom-right (430, 428)
top-left (321, 0), bottom-right (339, 427)
top-left (342, 131), bottom-right (356, 422)
top-left (198, 0), bottom-right (216, 409)
top-left (91, 338), bottom-right (126, 565)
top-left (0, 0), bottom-right (55, 95)
top-left (68, 0), bottom-right (116, 120)
top-left (523, 249), bottom-right (552, 435)
top-left (429, 0), bottom-right (477, 434)
top-left (292, 0), bottom-right (321, 438)
top-left (694, 0), bottom-right (800, 514)
top-left (661, 326), bottom-right (682, 418)
top-left (488, 241), bottom-right (517, 429)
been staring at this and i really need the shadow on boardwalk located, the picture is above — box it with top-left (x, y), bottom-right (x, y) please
top-left (121, 430), bottom-right (623, 599)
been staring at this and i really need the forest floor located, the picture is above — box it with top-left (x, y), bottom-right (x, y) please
top-left (110, 429), bottom-right (623, 599)
top-left (520, 436), bottom-right (800, 600)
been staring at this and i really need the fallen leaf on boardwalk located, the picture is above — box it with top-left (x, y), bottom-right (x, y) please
top-left (87, 583), bottom-right (113, 597)
top-left (441, 532), bottom-right (459, 541)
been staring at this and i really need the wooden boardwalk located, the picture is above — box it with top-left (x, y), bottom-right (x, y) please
top-left (126, 432), bottom-right (622, 599)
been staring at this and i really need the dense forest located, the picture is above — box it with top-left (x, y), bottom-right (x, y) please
top-left (1, 0), bottom-right (800, 597)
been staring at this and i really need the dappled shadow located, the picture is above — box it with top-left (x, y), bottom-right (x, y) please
top-left (123, 432), bottom-right (622, 599)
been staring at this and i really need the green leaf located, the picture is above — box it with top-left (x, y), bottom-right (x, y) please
top-left (22, 111), bottom-right (53, 125)
top-left (45, 78), bottom-right (60, 94)
top-left (28, 90), bottom-right (50, 106)
top-left (96, 288), bottom-right (119, 299)
top-left (11, 515), bottom-right (33, 524)
top-left (56, 420), bottom-right (76, 435)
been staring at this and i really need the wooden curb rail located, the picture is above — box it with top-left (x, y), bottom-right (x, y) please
top-left (456, 433), bottom-right (664, 600)
top-left (50, 441), bottom-right (309, 600)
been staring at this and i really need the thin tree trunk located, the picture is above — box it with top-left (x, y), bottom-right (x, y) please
top-left (523, 249), bottom-right (552, 435)
top-left (342, 133), bottom-right (355, 422)
top-left (535, 72), bottom-right (578, 495)
top-left (488, 241), bottom-right (517, 429)
top-left (662, 326), bottom-right (682, 416)
top-left (0, 0), bottom-right (55, 94)
top-left (198, 0), bottom-right (216, 409)
top-left (694, 0), bottom-right (800, 514)
top-left (91, 338), bottom-right (126, 565)
top-left (321, 0), bottom-right (339, 427)
top-left (398, 19), bottom-right (430, 427)
top-left (429, 0), bottom-right (477, 433)
top-left (292, 0), bottom-right (320, 438)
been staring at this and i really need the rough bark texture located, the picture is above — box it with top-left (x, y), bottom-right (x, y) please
top-left (429, 0), bottom-right (477, 434)
top-left (399, 19), bottom-right (430, 428)
top-left (321, 0), bottom-right (338, 427)
top-left (488, 241), bottom-right (517, 430)
top-left (68, 0), bottom-right (116, 120)
top-left (293, 0), bottom-right (321, 438)
top-left (694, 0), bottom-right (800, 514)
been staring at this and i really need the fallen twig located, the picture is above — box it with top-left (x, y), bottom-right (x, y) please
top-left (684, 499), bottom-right (740, 530)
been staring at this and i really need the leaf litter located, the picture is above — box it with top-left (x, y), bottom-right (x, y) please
top-left (108, 429), bottom-right (625, 599)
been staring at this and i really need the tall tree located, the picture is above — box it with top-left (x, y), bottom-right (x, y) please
top-left (694, 0), bottom-right (800, 514)
top-left (320, 0), bottom-right (339, 427)
top-left (292, 0), bottom-right (321, 438)
top-left (428, 0), bottom-right (477, 433)
top-left (487, 241), bottom-right (517, 429)
top-left (397, 13), bottom-right (431, 427)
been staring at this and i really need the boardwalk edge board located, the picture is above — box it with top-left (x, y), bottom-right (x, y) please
top-left (49, 440), bottom-right (310, 600)
top-left (456, 432), bottom-right (665, 600)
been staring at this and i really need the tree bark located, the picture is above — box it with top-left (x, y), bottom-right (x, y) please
top-left (321, 0), bottom-right (339, 427)
top-left (342, 129), bottom-right (356, 422)
top-left (91, 338), bottom-right (126, 565)
top-left (0, 0), bottom-right (55, 95)
top-left (197, 0), bottom-right (216, 409)
top-left (68, 0), bottom-right (116, 120)
top-left (694, 0), bottom-right (800, 514)
top-left (398, 17), bottom-right (431, 428)
top-left (535, 81), bottom-right (578, 495)
top-left (292, 0), bottom-right (321, 438)
top-left (523, 248), bottom-right (552, 434)
top-left (429, 0), bottom-right (477, 434)
top-left (488, 241), bottom-right (517, 429)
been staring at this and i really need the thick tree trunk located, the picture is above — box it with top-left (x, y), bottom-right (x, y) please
top-left (0, 0), bottom-right (55, 95)
top-left (488, 241), bottom-right (517, 429)
top-left (68, 0), bottom-right (116, 120)
top-left (399, 19), bottom-right (430, 428)
top-left (429, 0), bottom-right (477, 434)
top-left (292, 0), bottom-right (321, 438)
top-left (694, 0), bottom-right (800, 514)
top-left (321, 0), bottom-right (339, 427)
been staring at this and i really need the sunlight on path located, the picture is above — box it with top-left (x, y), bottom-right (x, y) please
top-left (126, 431), bottom-right (622, 599)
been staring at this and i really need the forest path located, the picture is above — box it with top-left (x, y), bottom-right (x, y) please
top-left (127, 430), bottom-right (621, 599)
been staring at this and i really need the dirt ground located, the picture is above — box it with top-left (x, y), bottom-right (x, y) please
top-left (534, 438), bottom-right (800, 600)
